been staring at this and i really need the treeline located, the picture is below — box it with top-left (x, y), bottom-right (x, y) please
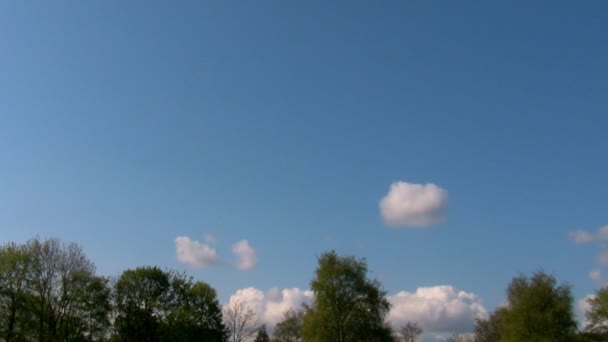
top-left (1, 238), bottom-right (608, 342)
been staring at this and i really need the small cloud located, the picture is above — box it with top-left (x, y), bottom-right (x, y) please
top-left (590, 269), bottom-right (602, 282)
top-left (379, 181), bottom-right (448, 228)
top-left (175, 236), bottom-right (218, 268)
top-left (578, 295), bottom-right (594, 328)
top-left (568, 225), bottom-right (608, 245)
top-left (597, 225), bottom-right (608, 241)
top-left (233, 240), bottom-right (257, 270)
top-left (569, 230), bottom-right (595, 244)
top-left (598, 252), bottom-right (608, 266)
top-left (205, 234), bottom-right (217, 244)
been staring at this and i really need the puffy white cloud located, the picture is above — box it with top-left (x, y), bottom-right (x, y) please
top-left (569, 230), bottom-right (595, 244)
top-left (598, 252), bottom-right (608, 266)
top-left (226, 285), bottom-right (484, 341)
top-left (590, 269), bottom-right (602, 282)
top-left (568, 225), bottom-right (608, 245)
top-left (578, 295), bottom-right (594, 328)
top-left (379, 181), bottom-right (448, 227)
top-left (226, 287), bottom-right (313, 327)
top-left (388, 286), bottom-right (488, 334)
top-left (175, 236), bottom-right (218, 268)
top-left (233, 240), bottom-right (257, 270)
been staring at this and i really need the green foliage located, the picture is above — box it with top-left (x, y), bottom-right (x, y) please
top-left (113, 267), bottom-right (228, 342)
top-left (498, 271), bottom-right (577, 342)
top-left (273, 309), bottom-right (304, 342)
top-left (585, 287), bottom-right (608, 337)
top-left (302, 250), bottom-right (394, 342)
top-left (253, 325), bottom-right (271, 342)
top-left (473, 307), bottom-right (504, 342)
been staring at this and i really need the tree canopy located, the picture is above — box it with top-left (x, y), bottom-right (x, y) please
top-left (302, 250), bottom-right (394, 342)
top-left (497, 271), bottom-right (577, 342)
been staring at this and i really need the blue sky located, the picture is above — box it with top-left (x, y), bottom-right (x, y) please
top-left (1, 1), bottom-right (607, 338)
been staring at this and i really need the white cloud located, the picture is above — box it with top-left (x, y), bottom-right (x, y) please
top-left (578, 295), bottom-right (594, 328)
top-left (233, 240), bottom-right (257, 270)
top-left (226, 285), bottom-right (484, 341)
top-left (570, 230), bottom-right (595, 244)
top-left (590, 269), bottom-right (602, 282)
top-left (175, 236), bottom-right (218, 268)
top-left (598, 252), bottom-right (608, 266)
top-left (226, 287), bottom-right (313, 327)
top-left (568, 225), bottom-right (608, 245)
top-left (388, 286), bottom-right (488, 334)
top-left (379, 181), bottom-right (448, 227)
top-left (205, 234), bottom-right (217, 244)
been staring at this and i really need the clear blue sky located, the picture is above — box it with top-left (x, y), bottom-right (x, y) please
top-left (1, 0), bottom-right (607, 335)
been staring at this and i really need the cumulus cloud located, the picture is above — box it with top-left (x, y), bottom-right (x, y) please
top-left (233, 240), bottom-right (257, 270)
top-left (226, 285), bottom-right (485, 341)
top-left (175, 236), bottom-right (219, 268)
top-left (578, 295), bottom-right (594, 328)
top-left (569, 225), bottom-right (608, 245)
top-left (590, 269), bottom-right (602, 282)
top-left (226, 287), bottom-right (313, 327)
top-left (388, 286), bottom-right (488, 334)
top-left (570, 230), bottom-right (595, 244)
top-left (598, 252), bottom-right (608, 266)
top-left (379, 181), bottom-right (448, 227)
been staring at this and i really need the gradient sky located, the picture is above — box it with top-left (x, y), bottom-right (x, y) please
top-left (1, 1), bottom-right (607, 339)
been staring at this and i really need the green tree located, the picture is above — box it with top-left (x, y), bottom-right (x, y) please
top-left (498, 271), bottom-right (576, 342)
top-left (113, 267), bottom-right (227, 342)
top-left (113, 266), bottom-right (171, 341)
top-left (584, 287), bottom-right (608, 337)
top-left (253, 325), bottom-right (270, 342)
top-left (302, 250), bottom-right (394, 342)
top-left (474, 307), bottom-right (504, 342)
top-left (0, 242), bottom-right (34, 342)
top-left (273, 309), bottom-right (304, 342)
top-left (164, 276), bottom-right (228, 341)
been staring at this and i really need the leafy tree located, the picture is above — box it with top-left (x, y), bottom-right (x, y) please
top-left (302, 250), bottom-right (394, 342)
top-left (273, 309), bottom-right (304, 342)
top-left (29, 238), bottom-right (100, 341)
top-left (585, 287), bottom-right (608, 337)
top-left (224, 298), bottom-right (260, 342)
top-left (498, 271), bottom-right (577, 342)
top-left (399, 321), bottom-right (422, 342)
top-left (164, 276), bottom-right (228, 341)
top-left (0, 242), bottom-right (34, 342)
top-left (113, 266), bottom-right (171, 341)
top-left (254, 325), bottom-right (271, 342)
top-left (474, 307), bottom-right (505, 342)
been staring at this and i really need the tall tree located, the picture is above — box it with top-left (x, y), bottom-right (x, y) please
top-left (399, 321), bottom-right (422, 342)
top-left (273, 309), bottom-right (304, 342)
top-left (474, 307), bottom-right (505, 342)
top-left (0, 242), bottom-right (34, 342)
top-left (224, 298), bottom-right (260, 342)
top-left (164, 276), bottom-right (228, 342)
top-left (584, 287), bottom-right (608, 337)
top-left (29, 238), bottom-right (98, 341)
top-left (302, 250), bottom-right (394, 342)
top-left (498, 271), bottom-right (576, 342)
top-left (113, 266), bottom-right (171, 341)
top-left (253, 325), bottom-right (270, 342)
